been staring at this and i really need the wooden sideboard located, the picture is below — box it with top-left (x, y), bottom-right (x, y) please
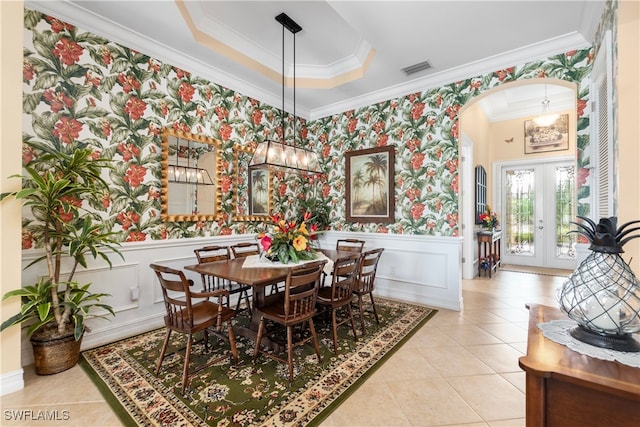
top-left (477, 230), bottom-right (501, 277)
top-left (519, 304), bottom-right (640, 427)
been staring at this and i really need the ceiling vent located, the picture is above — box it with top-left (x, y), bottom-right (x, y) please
top-left (402, 60), bottom-right (432, 76)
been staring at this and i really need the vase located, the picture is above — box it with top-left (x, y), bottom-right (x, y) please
top-left (558, 250), bottom-right (640, 352)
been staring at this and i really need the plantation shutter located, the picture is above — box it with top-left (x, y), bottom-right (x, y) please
top-left (591, 30), bottom-right (615, 218)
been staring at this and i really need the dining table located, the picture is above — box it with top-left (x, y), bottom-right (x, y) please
top-left (184, 248), bottom-right (352, 350)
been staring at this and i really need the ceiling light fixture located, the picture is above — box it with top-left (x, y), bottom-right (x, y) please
top-left (533, 85), bottom-right (560, 127)
top-left (249, 13), bottom-right (320, 175)
top-left (168, 137), bottom-right (214, 186)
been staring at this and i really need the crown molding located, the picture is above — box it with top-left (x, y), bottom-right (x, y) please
top-left (307, 32), bottom-right (591, 120)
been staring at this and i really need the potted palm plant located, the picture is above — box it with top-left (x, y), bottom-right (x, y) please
top-left (1, 141), bottom-right (122, 374)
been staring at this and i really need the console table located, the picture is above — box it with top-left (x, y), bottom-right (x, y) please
top-left (519, 304), bottom-right (640, 427)
top-left (477, 230), bottom-right (501, 277)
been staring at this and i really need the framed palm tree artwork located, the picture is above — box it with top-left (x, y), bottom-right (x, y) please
top-left (248, 167), bottom-right (270, 215)
top-left (345, 145), bottom-right (395, 223)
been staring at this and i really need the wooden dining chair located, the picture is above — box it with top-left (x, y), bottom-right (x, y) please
top-left (352, 248), bottom-right (384, 334)
top-left (231, 242), bottom-right (281, 295)
top-left (194, 245), bottom-right (252, 312)
top-left (253, 260), bottom-right (327, 381)
top-left (230, 242), bottom-right (260, 258)
top-left (150, 264), bottom-right (239, 394)
top-left (336, 239), bottom-right (365, 253)
top-left (316, 253), bottom-right (361, 352)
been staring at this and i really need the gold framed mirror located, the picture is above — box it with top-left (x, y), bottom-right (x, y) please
top-left (160, 128), bottom-right (222, 222)
top-left (234, 144), bottom-right (273, 222)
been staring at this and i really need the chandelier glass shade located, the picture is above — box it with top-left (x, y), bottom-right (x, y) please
top-left (249, 12), bottom-right (320, 175)
top-left (249, 139), bottom-right (320, 173)
top-left (533, 85), bottom-right (560, 127)
top-left (168, 137), bottom-right (214, 185)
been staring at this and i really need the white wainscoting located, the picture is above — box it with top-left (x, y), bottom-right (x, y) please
top-left (319, 232), bottom-right (463, 311)
top-left (17, 232), bottom-right (463, 366)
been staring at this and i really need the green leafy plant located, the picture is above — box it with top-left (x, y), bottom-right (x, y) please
top-left (1, 142), bottom-right (122, 340)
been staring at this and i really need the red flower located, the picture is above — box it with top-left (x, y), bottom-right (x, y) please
top-left (259, 235), bottom-right (272, 252)
top-left (377, 134), bottom-right (389, 146)
top-left (22, 146), bottom-right (34, 165)
top-left (84, 71), bottom-right (101, 87)
top-left (45, 16), bottom-right (74, 33)
top-left (219, 123), bottom-right (232, 141)
top-left (322, 184), bottom-right (331, 198)
top-left (411, 152), bottom-right (425, 170)
top-left (221, 175), bottom-right (232, 193)
top-left (450, 175), bottom-right (459, 192)
top-left (215, 106), bottom-right (229, 120)
top-left (43, 90), bottom-right (74, 113)
top-left (321, 145), bottom-right (331, 159)
top-left (124, 164), bottom-right (147, 188)
top-left (23, 60), bottom-right (34, 82)
top-left (251, 109), bottom-right (262, 125)
top-left (52, 116), bottom-right (83, 144)
top-left (410, 203), bottom-right (425, 220)
top-left (117, 73), bottom-right (141, 94)
top-left (101, 193), bottom-right (111, 209)
top-left (178, 81), bottom-right (195, 103)
top-left (174, 67), bottom-right (190, 79)
top-left (99, 46), bottom-right (112, 65)
top-left (576, 99), bottom-right (587, 117)
top-left (101, 118), bottom-right (112, 137)
top-left (411, 102), bottom-right (425, 120)
top-left (147, 58), bottom-right (160, 72)
top-left (278, 182), bottom-right (287, 197)
top-left (53, 38), bottom-right (83, 66)
top-left (406, 187), bottom-right (420, 202)
top-left (57, 195), bottom-right (82, 222)
top-left (116, 211), bottom-right (140, 231)
top-left (348, 117), bottom-right (358, 133)
top-left (22, 231), bottom-right (34, 250)
top-left (125, 231), bottom-right (147, 242)
top-left (372, 121), bottom-right (385, 134)
top-left (124, 97), bottom-right (147, 120)
top-left (117, 142), bottom-right (141, 162)
top-left (577, 167), bottom-right (590, 187)
top-left (445, 104), bottom-right (461, 120)
top-left (445, 159), bottom-right (458, 173)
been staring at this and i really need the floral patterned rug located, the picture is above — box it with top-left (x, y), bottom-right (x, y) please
top-left (80, 298), bottom-right (436, 426)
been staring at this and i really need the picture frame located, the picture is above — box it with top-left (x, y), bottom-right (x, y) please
top-left (345, 145), bottom-right (395, 223)
top-left (524, 114), bottom-right (569, 154)
top-left (248, 167), bottom-right (270, 216)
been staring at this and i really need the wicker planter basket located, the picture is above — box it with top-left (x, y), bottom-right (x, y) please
top-left (30, 329), bottom-right (82, 375)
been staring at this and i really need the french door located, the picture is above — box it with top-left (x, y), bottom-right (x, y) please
top-left (498, 159), bottom-right (577, 270)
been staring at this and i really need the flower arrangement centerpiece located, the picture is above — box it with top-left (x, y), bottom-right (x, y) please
top-left (258, 212), bottom-right (318, 264)
top-left (479, 207), bottom-right (499, 231)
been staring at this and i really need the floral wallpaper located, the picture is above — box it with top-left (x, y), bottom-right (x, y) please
top-left (21, 8), bottom-right (594, 246)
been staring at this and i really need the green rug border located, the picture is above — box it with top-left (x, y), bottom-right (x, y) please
top-left (79, 302), bottom-right (438, 427)
top-left (79, 341), bottom-right (140, 427)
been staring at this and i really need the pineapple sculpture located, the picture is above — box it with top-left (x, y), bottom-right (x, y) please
top-left (558, 216), bottom-right (640, 351)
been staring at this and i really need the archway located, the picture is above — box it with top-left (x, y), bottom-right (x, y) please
top-left (458, 78), bottom-right (578, 278)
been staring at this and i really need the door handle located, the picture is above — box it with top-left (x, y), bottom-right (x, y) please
top-left (538, 225), bottom-right (544, 229)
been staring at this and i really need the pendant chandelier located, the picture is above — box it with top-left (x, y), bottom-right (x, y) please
top-left (532, 85), bottom-right (560, 127)
top-left (249, 13), bottom-right (320, 175)
top-left (168, 136), bottom-right (214, 185)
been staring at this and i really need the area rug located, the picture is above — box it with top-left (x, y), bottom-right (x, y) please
top-left (80, 298), bottom-right (436, 426)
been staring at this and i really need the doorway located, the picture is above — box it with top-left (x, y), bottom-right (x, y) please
top-left (495, 158), bottom-right (577, 270)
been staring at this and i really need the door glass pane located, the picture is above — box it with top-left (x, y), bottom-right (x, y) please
top-left (556, 165), bottom-right (576, 259)
top-left (506, 169), bottom-right (535, 255)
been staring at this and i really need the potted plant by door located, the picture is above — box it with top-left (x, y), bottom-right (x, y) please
top-left (1, 142), bottom-right (122, 374)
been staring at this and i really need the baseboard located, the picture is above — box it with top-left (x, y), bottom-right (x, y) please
top-left (0, 368), bottom-right (24, 396)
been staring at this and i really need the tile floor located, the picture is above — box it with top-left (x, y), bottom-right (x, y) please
top-left (1, 268), bottom-right (566, 426)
